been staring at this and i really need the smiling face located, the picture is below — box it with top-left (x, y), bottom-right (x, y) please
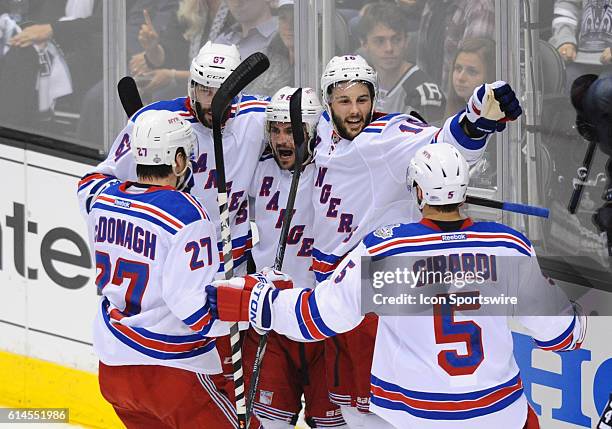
top-left (452, 51), bottom-right (487, 101)
top-left (328, 81), bottom-right (373, 140)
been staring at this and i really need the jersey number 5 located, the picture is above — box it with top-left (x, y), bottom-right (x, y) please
top-left (433, 291), bottom-right (484, 376)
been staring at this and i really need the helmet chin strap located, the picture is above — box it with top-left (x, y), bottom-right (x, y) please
top-left (172, 157), bottom-right (190, 188)
top-left (414, 185), bottom-right (427, 210)
top-left (173, 163), bottom-right (189, 178)
top-left (194, 100), bottom-right (207, 126)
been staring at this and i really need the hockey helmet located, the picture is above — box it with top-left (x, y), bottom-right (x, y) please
top-left (189, 41), bottom-right (241, 89)
top-left (406, 143), bottom-right (469, 209)
top-left (131, 110), bottom-right (197, 171)
top-left (266, 86), bottom-right (323, 167)
top-left (320, 54), bottom-right (378, 114)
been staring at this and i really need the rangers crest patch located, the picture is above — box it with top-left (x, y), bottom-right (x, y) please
top-left (373, 224), bottom-right (400, 239)
top-left (259, 390), bottom-right (274, 405)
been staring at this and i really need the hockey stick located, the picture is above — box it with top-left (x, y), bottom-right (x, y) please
top-left (117, 76), bottom-right (144, 117)
top-left (211, 52), bottom-right (270, 429)
top-left (466, 195), bottom-right (549, 218)
top-left (245, 88), bottom-right (305, 425)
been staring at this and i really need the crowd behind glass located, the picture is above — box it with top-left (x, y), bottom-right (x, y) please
top-left (0, 0), bottom-right (610, 275)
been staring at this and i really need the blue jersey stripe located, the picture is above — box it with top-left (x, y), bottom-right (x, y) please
top-left (236, 107), bottom-right (266, 116)
top-left (371, 240), bottom-right (531, 259)
top-left (101, 301), bottom-right (216, 360)
top-left (371, 373), bottom-right (520, 401)
top-left (184, 305), bottom-right (210, 326)
top-left (371, 389), bottom-right (523, 420)
top-left (91, 202), bottom-right (179, 235)
top-left (295, 290), bottom-right (315, 340)
top-left (535, 315), bottom-right (575, 348)
top-left (312, 248), bottom-right (342, 264)
top-left (106, 185), bottom-right (203, 226)
top-left (314, 271), bottom-right (333, 283)
top-left (307, 291), bottom-right (337, 337)
top-left (449, 112), bottom-right (487, 151)
top-left (131, 97), bottom-right (190, 122)
top-left (370, 373), bottom-right (523, 420)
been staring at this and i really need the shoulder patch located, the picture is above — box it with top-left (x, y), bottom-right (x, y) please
top-left (373, 224), bottom-right (401, 240)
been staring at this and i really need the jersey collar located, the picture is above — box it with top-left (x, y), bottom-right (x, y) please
top-left (419, 217), bottom-right (474, 231)
top-left (119, 182), bottom-right (176, 194)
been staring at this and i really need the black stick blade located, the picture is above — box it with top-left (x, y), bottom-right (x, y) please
top-left (211, 52), bottom-right (270, 126)
top-left (117, 76), bottom-right (144, 118)
top-left (289, 88), bottom-right (305, 166)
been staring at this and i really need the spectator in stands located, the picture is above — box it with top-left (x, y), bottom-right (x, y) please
top-left (77, 0), bottom-right (233, 148)
top-left (126, 1), bottom-right (181, 58)
top-left (445, 37), bottom-right (495, 117)
top-left (550, 0), bottom-right (612, 90)
top-left (214, 0), bottom-right (277, 59)
top-left (349, 0), bottom-right (425, 57)
top-left (417, 0), bottom-right (495, 95)
top-left (247, 0), bottom-right (294, 96)
top-left (445, 37), bottom-right (497, 189)
top-left (0, 0), bottom-right (102, 130)
top-left (130, 0), bottom-right (232, 99)
top-left (359, 3), bottom-right (445, 121)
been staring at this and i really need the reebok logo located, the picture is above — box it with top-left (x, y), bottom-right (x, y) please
top-left (114, 199), bottom-right (131, 208)
top-left (442, 233), bottom-right (467, 241)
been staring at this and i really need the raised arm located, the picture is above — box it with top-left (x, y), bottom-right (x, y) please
top-left (206, 242), bottom-right (371, 341)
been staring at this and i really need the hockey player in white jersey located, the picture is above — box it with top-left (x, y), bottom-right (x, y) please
top-left (243, 87), bottom-right (347, 428)
top-left (95, 41), bottom-right (269, 382)
top-left (77, 110), bottom-right (261, 429)
top-left (97, 41), bottom-right (268, 277)
top-left (207, 143), bottom-right (586, 429)
top-left (306, 54), bottom-right (523, 426)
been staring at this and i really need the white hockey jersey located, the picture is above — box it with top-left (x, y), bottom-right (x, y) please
top-left (248, 153), bottom-right (316, 288)
top-left (96, 95), bottom-right (269, 276)
top-left (78, 173), bottom-right (235, 373)
top-left (311, 111), bottom-right (488, 283)
top-left (268, 219), bottom-right (585, 428)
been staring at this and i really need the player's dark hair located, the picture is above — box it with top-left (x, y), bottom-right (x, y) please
top-left (445, 37), bottom-right (496, 117)
top-left (357, 3), bottom-right (408, 42)
top-left (326, 81), bottom-right (376, 102)
top-left (136, 148), bottom-right (186, 181)
top-left (434, 203), bottom-right (462, 213)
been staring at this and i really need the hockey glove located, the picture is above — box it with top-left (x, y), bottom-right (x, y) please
top-left (205, 270), bottom-right (293, 334)
top-left (464, 81), bottom-right (522, 134)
